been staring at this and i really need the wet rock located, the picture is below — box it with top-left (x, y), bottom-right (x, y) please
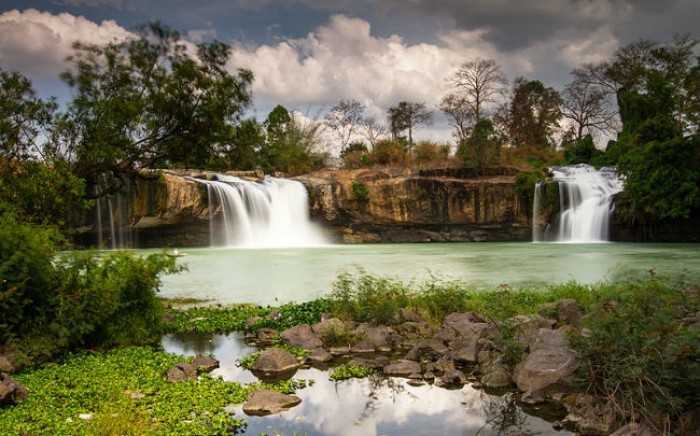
top-left (251, 348), bottom-right (300, 380)
top-left (329, 345), bottom-right (351, 356)
top-left (166, 363), bottom-right (197, 382)
top-left (562, 393), bottom-right (616, 435)
top-left (255, 328), bottom-right (280, 345)
top-left (435, 368), bottom-right (466, 388)
top-left (307, 348), bottom-right (333, 365)
top-left (480, 364), bottom-right (512, 388)
top-left (192, 355), bottom-right (219, 373)
top-left (383, 359), bottom-right (421, 377)
top-left (514, 347), bottom-right (577, 394)
top-left (405, 338), bottom-right (448, 362)
top-left (509, 314), bottom-right (556, 349)
top-left (351, 339), bottom-right (375, 354)
top-left (610, 423), bottom-right (655, 436)
top-left (280, 324), bottom-right (323, 350)
top-left (242, 390), bottom-right (302, 416)
top-left (0, 373), bottom-right (28, 406)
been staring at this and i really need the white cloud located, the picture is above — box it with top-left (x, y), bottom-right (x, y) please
top-left (0, 8), bottom-right (132, 78)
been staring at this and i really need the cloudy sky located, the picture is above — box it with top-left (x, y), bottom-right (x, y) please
top-left (1, 0), bottom-right (698, 144)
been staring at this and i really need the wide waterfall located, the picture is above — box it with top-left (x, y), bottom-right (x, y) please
top-left (196, 175), bottom-right (329, 247)
top-left (534, 164), bottom-right (623, 243)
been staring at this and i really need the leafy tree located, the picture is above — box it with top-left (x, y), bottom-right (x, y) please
top-left (387, 101), bottom-right (432, 147)
top-left (563, 134), bottom-right (604, 165)
top-left (324, 99), bottom-right (366, 151)
top-left (211, 118), bottom-right (265, 170)
top-left (59, 23), bottom-right (253, 194)
top-left (450, 58), bottom-right (507, 121)
top-left (458, 119), bottom-right (502, 174)
top-left (501, 78), bottom-right (562, 149)
top-left (261, 106), bottom-right (326, 174)
top-left (0, 69), bottom-right (56, 159)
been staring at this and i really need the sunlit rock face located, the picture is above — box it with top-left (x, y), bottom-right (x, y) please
top-left (296, 167), bottom-right (531, 243)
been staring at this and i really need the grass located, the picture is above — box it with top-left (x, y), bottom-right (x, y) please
top-left (0, 347), bottom-right (309, 435)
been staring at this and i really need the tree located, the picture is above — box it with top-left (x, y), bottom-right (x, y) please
top-left (457, 118), bottom-right (502, 174)
top-left (59, 23), bottom-right (254, 195)
top-left (503, 78), bottom-right (562, 148)
top-left (262, 106), bottom-right (327, 174)
top-left (561, 77), bottom-right (616, 141)
top-left (387, 101), bottom-right (433, 147)
top-left (0, 69), bottom-right (56, 160)
top-left (450, 58), bottom-right (507, 121)
top-left (361, 117), bottom-right (387, 149)
top-left (324, 99), bottom-right (366, 152)
top-left (211, 118), bottom-right (265, 170)
top-left (440, 93), bottom-right (474, 144)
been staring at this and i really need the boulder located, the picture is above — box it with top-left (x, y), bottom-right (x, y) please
top-left (443, 312), bottom-right (487, 335)
top-left (509, 314), bottom-right (556, 349)
top-left (351, 339), bottom-right (375, 354)
top-left (255, 328), bottom-right (280, 345)
top-left (395, 321), bottom-right (433, 339)
top-left (166, 363), bottom-right (197, 382)
top-left (514, 347), bottom-right (577, 394)
top-left (562, 393), bottom-right (616, 435)
top-left (383, 359), bottom-right (421, 377)
top-left (0, 373), bottom-right (27, 406)
top-left (251, 348), bottom-right (300, 380)
top-left (242, 390), bottom-right (302, 416)
top-left (557, 299), bottom-right (583, 327)
top-left (280, 324), bottom-right (323, 350)
top-left (192, 355), bottom-right (219, 373)
top-left (307, 348), bottom-right (333, 365)
top-left (481, 364), bottom-right (512, 388)
top-left (530, 328), bottom-right (570, 352)
top-left (405, 338), bottom-right (448, 362)
top-left (435, 368), bottom-right (467, 388)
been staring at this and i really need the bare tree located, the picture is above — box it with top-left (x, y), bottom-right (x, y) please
top-left (561, 78), bottom-right (617, 141)
top-left (361, 116), bottom-right (387, 148)
top-left (324, 99), bottom-right (366, 151)
top-left (387, 101), bottom-right (433, 147)
top-left (440, 93), bottom-right (474, 144)
top-left (450, 58), bottom-right (507, 121)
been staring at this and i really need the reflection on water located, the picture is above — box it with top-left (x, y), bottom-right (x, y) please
top-left (161, 334), bottom-right (570, 436)
top-left (151, 242), bottom-right (700, 305)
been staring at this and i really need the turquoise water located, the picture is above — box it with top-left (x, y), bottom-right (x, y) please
top-left (152, 242), bottom-right (700, 305)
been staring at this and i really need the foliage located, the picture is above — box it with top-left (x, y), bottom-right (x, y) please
top-left (413, 141), bottom-right (450, 166)
top-left (59, 23), bottom-right (253, 188)
top-left (341, 142), bottom-right (370, 169)
top-left (0, 347), bottom-right (308, 435)
top-left (571, 280), bottom-right (700, 428)
top-left (0, 214), bottom-right (181, 360)
top-left (562, 134), bottom-right (604, 165)
top-left (329, 363), bottom-right (374, 381)
top-left (387, 101), bottom-right (432, 146)
top-left (500, 77), bottom-right (562, 149)
top-left (368, 139), bottom-right (406, 166)
top-left (351, 180), bottom-right (369, 202)
top-left (163, 299), bottom-right (331, 335)
top-left (318, 322), bottom-right (356, 347)
top-left (457, 118), bottom-right (502, 173)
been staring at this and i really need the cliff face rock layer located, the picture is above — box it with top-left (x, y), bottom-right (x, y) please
top-left (84, 167), bottom-right (532, 247)
top-left (296, 167), bottom-right (531, 243)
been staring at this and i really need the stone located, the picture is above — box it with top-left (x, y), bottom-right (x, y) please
top-left (0, 356), bottom-right (15, 374)
top-left (480, 364), bottom-right (512, 388)
top-left (530, 328), bottom-right (570, 352)
top-left (396, 321), bottom-right (433, 339)
top-left (451, 336), bottom-right (482, 365)
top-left (509, 314), bottom-right (556, 349)
top-left (251, 348), bottom-right (300, 380)
top-left (610, 423), bottom-right (655, 436)
top-left (435, 369), bottom-right (466, 388)
top-left (312, 317), bottom-right (347, 335)
top-left (167, 363), bottom-right (197, 382)
top-left (443, 312), bottom-right (487, 336)
top-left (404, 338), bottom-right (448, 362)
top-left (0, 373), bottom-right (28, 406)
top-left (514, 347), bottom-right (577, 394)
top-left (557, 299), bottom-right (583, 327)
top-left (242, 390), bottom-right (302, 416)
top-left (255, 328), bottom-right (280, 345)
top-left (562, 393), bottom-right (616, 435)
top-left (351, 339), bottom-right (375, 354)
top-left (192, 355), bottom-right (219, 373)
top-left (329, 346), bottom-right (351, 356)
top-left (307, 348), bottom-right (333, 365)
top-left (280, 324), bottom-right (323, 350)
top-left (383, 359), bottom-right (421, 377)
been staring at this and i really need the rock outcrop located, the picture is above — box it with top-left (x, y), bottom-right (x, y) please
top-left (242, 390), bottom-right (302, 416)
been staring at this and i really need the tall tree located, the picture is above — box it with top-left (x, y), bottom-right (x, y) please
top-left (59, 23), bottom-right (253, 194)
top-left (450, 58), bottom-right (507, 121)
top-left (503, 78), bottom-right (562, 148)
top-left (457, 118), bottom-right (502, 174)
top-left (440, 93), bottom-right (474, 144)
top-left (361, 116), bottom-right (387, 149)
top-left (561, 77), bottom-right (616, 141)
top-left (324, 99), bottom-right (366, 153)
top-left (387, 101), bottom-right (433, 147)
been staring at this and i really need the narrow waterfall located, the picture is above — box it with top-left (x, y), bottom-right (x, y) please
top-left (197, 175), bottom-right (329, 247)
top-left (94, 176), bottom-right (134, 249)
top-left (533, 164), bottom-right (623, 243)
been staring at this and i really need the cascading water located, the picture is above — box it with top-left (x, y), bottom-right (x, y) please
top-left (196, 175), bottom-right (329, 247)
top-left (533, 164), bottom-right (623, 243)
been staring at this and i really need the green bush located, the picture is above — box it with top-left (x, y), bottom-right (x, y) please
top-left (369, 139), bottom-right (406, 166)
top-left (0, 213), bottom-right (181, 360)
top-left (351, 180), bottom-right (369, 202)
top-left (329, 272), bottom-right (411, 324)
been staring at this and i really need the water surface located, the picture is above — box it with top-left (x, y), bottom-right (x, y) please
top-left (152, 242), bottom-right (700, 304)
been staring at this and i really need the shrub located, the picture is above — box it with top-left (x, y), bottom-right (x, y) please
top-left (368, 139), bottom-right (406, 166)
top-left (0, 212), bottom-right (181, 360)
top-left (329, 272), bottom-right (411, 324)
top-left (413, 141), bottom-right (450, 166)
top-left (351, 180), bottom-right (369, 202)
top-left (329, 363), bottom-right (374, 381)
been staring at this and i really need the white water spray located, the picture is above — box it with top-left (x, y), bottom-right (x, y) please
top-left (197, 175), bottom-right (329, 247)
top-left (534, 164), bottom-right (623, 243)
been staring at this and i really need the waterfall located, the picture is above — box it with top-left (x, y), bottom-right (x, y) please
top-left (94, 176), bottom-right (134, 249)
top-left (533, 164), bottom-right (623, 243)
top-left (196, 175), bottom-right (329, 247)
